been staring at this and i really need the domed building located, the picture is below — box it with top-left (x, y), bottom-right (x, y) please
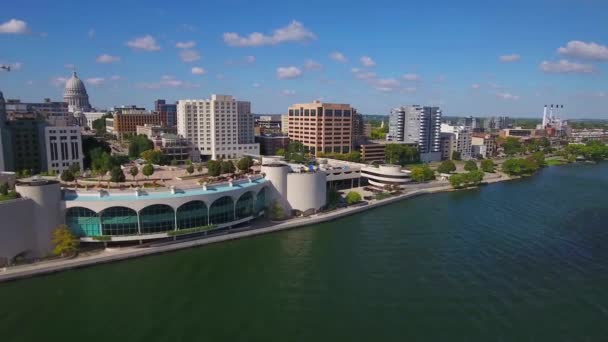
top-left (63, 72), bottom-right (91, 112)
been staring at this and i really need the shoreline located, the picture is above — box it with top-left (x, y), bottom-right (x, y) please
top-left (0, 174), bottom-right (516, 283)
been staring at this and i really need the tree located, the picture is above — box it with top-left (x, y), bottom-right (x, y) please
top-left (269, 201), bottom-right (285, 220)
top-left (186, 164), bottom-right (194, 175)
top-left (142, 163), bottom-right (154, 179)
top-left (410, 166), bottom-right (435, 182)
top-left (481, 159), bottom-right (495, 173)
top-left (237, 156), bottom-right (254, 172)
top-left (452, 151), bottom-right (462, 161)
top-left (196, 163), bottom-right (203, 173)
top-left (502, 137), bottom-right (523, 156)
top-left (0, 182), bottom-right (8, 196)
top-left (128, 134), bottom-right (154, 158)
top-left (449, 170), bottom-right (484, 189)
top-left (51, 224), bottom-right (80, 256)
top-left (68, 163), bottom-right (81, 177)
top-left (140, 149), bottom-right (164, 165)
top-left (91, 151), bottom-right (111, 185)
top-left (129, 166), bottom-right (139, 183)
top-left (385, 144), bottom-right (419, 165)
top-left (464, 160), bottom-right (478, 172)
top-left (327, 188), bottom-right (341, 208)
top-left (220, 160), bottom-right (236, 174)
top-left (345, 191), bottom-right (362, 205)
top-left (110, 167), bottom-right (126, 184)
top-left (60, 170), bottom-right (75, 183)
top-left (275, 148), bottom-right (286, 157)
top-left (170, 159), bottom-right (179, 166)
top-left (437, 160), bottom-right (457, 174)
top-left (207, 160), bottom-right (221, 177)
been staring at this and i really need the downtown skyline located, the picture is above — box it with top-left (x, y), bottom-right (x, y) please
top-left (0, 0), bottom-right (607, 118)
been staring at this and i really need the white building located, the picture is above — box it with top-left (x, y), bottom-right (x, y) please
top-left (441, 123), bottom-right (472, 160)
top-left (81, 111), bottom-right (106, 129)
top-left (44, 126), bottom-right (84, 174)
top-left (388, 105), bottom-right (442, 162)
top-left (177, 94), bottom-right (260, 160)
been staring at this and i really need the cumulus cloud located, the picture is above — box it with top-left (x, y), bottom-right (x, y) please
top-left (330, 52), bottom-right (347, 63)
top-left (539, 59), bottom-right (595, 74)
top-left (277, 66), bottom-right (302, 80)
top-left (51, 77), bottom-right (69, 87)
top-left (176, 41), bottom-right (196, 49)
top-left (304, 59), bottom-right (323, 71)
top-left (179, 49), bottom-right (201, 62)
top-left (126, 35), bottom-right (160, 51)
top-left (372, 78), bottom-right (401, 92)
top-left (352, 68), bottom-right (376, 80)
top-left (557, 41), bottom-right (608, 61)
top-left (191, 67), bottom-right (206, 75)
top-left (0, 19), bottom-right (28, 34)
top-left (281, 89), bottom-right (296, 96)
top-left (471, 83), bottom-right (481, 89)
top-left (96, 54), bottom-right (120, 64)
top-left (402, 73), bottom-right (421, 81)
top-left (496, 92), bottom-right (520, 100)
top-left (223, 20), bottom-right (315, 47)
top-left (86, 77), bottom-right (105, 86)
top-left (360, 56), bottom-right (376, 67)
top-left (139, 75), bottom-right (198, 89)
top-left (499, 54), bottom-right (521, 63)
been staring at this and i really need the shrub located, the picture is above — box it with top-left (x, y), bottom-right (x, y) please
top-left (345, 191), bottom-right (362, 205)
top-left (437, 160), bottom-right (456, 174)
top-left (481, 159), bottom-right (495, 173)
top-left (464, 160), bottom-right (478, 172)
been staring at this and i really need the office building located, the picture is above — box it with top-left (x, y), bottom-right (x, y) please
top-left (155, 99), bottom-right (177, 127)
top-left (359, 142), bottom-right (387, 163)
top-left (64, 72), bottom-right (92, 112)
top-left (388, 105), bottom-right (442, 162)
top-left (136, 124), bottom-right (177, 139)
top-left (440, 132), bottom-right (455, 160)
top-left (106, 108), bottom-right (161, 138)
top-left (45, 126), bottom-right (83, 174)
top-left (471, 134), bottom-right (496, 158)
top-left (177, 94), bottom-right (260, 160)
top-left (286, 100), bottom-right (356, 156)
top-left (5, 117), bottom-right (47, 173)
top-left (352, 112), bottom-right (366, 147)
top-left (441, 123), bottom-right (472, 160)
top-left (5, 98), bottom-right (71, 126)
top-left (255, 134), bottom-right (289, 155)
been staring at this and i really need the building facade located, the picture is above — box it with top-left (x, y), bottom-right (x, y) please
top-left (5, 118), bottom-right (47, 173)
top-left (441, 123), bottom-right (472, 160)
top-left (286, 100), bottom-right (356, 156)
top-left (155, 99), bottom-right (177, 127)
top-left (471, 134), bottom-right (496, 158)
top-left (388, 105), bottom-right (442, 162)
top-left (255, 134), bottom-right (289, 155)
top-left (106, 110), bottom-right (162, 138)
top-left (177, 94), bottom-right (260, 160)
top-left (45, 126), bottom-right (84, 174)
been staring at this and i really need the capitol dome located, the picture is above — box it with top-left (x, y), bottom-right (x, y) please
top-left (63, 71), bottom-right (91, 112)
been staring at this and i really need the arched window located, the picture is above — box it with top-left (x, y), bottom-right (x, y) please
top-left (209, 196), bottom-right (234, 225)
top-left (66, 207), bottom-right (101, 237)
top-left (235, 192), bottom-right (254, 219)
top-left (176, 201), bottom-right (208, 230)
top-left (140, 204), bottom-right (175, 234)
top-left (255, 187), bottom-right (267, 214)
top-left (100, 206), bottom-right (139, 236)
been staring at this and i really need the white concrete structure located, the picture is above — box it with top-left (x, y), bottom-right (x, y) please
top-left (177, 95), bottom-right (260, 160)
top-left (441, 123), bottom-right (472, 160)
top-left (45, 126), bottom-right (84, 174)
top-left (361, 164), bottom-right (411, 189)
top-left (81, 111), bottom-right (106, 129)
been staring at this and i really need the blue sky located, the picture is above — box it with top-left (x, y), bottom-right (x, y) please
top-left (0, 0), bottom-right (607, 118)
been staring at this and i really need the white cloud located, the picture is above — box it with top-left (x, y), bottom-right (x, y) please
top-left (496, 92), bottom-right (520, 100)
top-left (360, 56), bottom-right (376, 67)
top-left (281, 89), bottom-right (296, 96)
top-left (176, 41), bottom-right (196, 49)
top-left (330, 52), bottom-right (347, 63)
top-left (0, 19), bottom-right (28, 34)
top-left (372, 78), bottom-right (401, 92)
top-left (244, 55), bottom-right (256, 64)
top-left (277, 66), bottom-right (302, 80)
top-left (96, 54), bottom-right (120, 64)
top-left (499, 54), bottom-right (521, 63)
top-left (539, 59), bottom-right (595, 74)
top-left (88, 29), bottom-right (95, 38)
top-left (304, 59), bottom-right (323, 71)
top-left (436, 75), bottom-right (446, 83)
top-left (139, 75), bottom-right (198, 89)
top-left (402, 73), bottom-right (420, 81)
top-left (352, 68), bottom-right (376, 80)
top-left (471, 83), bottom-right (481, 89)
top-left (86, 77), bottom-right (105, 86)
top-left (110, 75), bottom-right (122, 81)
top-left (126, 35), bottom-right (160, 51)
top-left (252, 82), bottom-right (261, 88)
top-left (51, 77), bottom-right (69, 87)
top-left (179, 49), bottom-right (201, 62)
top-left (223, 20), bottom-right (315, 47)
top-left (64, 64), bottom-right (75, 69)
top-left (557, 41), bottom-right (608, 61)
top-left (191, 67), bottom-right (206, 75)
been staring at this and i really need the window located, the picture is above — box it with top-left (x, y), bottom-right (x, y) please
top-left (209, 196), bottom-right (234, 225)
top-left (100, 207), bottom-right (139, 236)
top-left (235, 192), bottom-right (254, 219)
top-left (65, 207), bottom-right (101, 237)
top-left (140, 204), bottom-right (175, 234)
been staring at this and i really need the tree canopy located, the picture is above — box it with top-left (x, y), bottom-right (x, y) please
top-left (385, 144), bottom-right (419, 165)
top-left (140, 149), bottom-right (164, 165)
top-left (449, 170), bottom-right (484, 188)
top-left (206, 160), bottom-right (221, 177)
top-left (464, 160), bottom-right (478, 172)
top-left (220, 160), bottom-right (236, 174)
top-left (60, 170), bottom-right (75, 182)
top-left (481, 159), bottom-right (495, 173)
top-left (410, 165), bottom-right (435, 182)
top-left (317, 151), bottom-right (361, 163)
top-left (237, 156), bottom-right (254, 171)
top-left (110, 167), bottom-right (126, 183)
top-left (345, 191), bottom-right (362, 205)
top-left (437, 160), bottom-right (457, 174)
top-left (142, 164), bottom-right (154, 179)
top-left (128, 135), bottom-right (154, 158)
top-left (51, 224), bottom-right (80, 256)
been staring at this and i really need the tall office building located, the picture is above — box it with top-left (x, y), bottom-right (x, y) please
top-left (388, 105), bottom-right (442, 162)
top-left (441, 123), bottom-right (472, 160)
top-left (352, 112), bottom-right (366, 147)
top-left (5, 117), bottom-right (48, 173)
top-left (286, 100), bottom-right (356, 155)
top-left (45, 126), bottom-right (83, 174)
top-left (155, 99), bottom-right (177, 127)
top-left (177, 94), bottom-right (259, 160)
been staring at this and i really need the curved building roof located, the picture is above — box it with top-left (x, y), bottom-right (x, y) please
top-left (64, 72), bottom-right (88, 97)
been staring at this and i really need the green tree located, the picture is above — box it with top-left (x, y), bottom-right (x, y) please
top-left (464, 160), bottom-right (478, 171)
top-left (326, 188), bottom-right (342, 208)
top-left (385, 144), bottom-right (420, 165)
top-left (237, 156), bottom-right (254, 172)
top-left (220, 160), bottom-right (236, 174)
top-left (410, 166), bottom-right (435, 182)
top-left (452, 151), bottom-right (462, 161)
top-left (60, 170), bottom-right (75, 183)
top-left (207, 160), bottom-right (221, 177)
top-left (91, 151), bottom-right (112, 185)
top-left (186, 164), bottom-right (194, 175)
top-left (437, 160), bottom-right (457, 174)
top-left (345, 191), bottom-right (362, 205)
top-left (110, 167), bottom-right (126, 184)
top-left (128, 134), bottom-right (154, 158)
top-left (140, 149), bottom-right (164, 165)
top-left (481, 159), bottom-right (495, 173)
top-left (0, 182), bottom-right (9, 196)
top-left (269, 201), bottom-right (285, 220)
top-left (196, 163), bottom-right (203, 173)
top-left (449, 170), bottom-right (484, 189)
top-left (51, 224), bottom-right (80, 256)
top-left (68, 163), bottom-right (81, 177)
top-left (142, 163), bottom-right (154, 180)
top-left (275, 148), bottom-right (286, 157)
top-left (129, 166), bottom-right (139, 183)
top-left (502, 137), bottom-right (523, 156)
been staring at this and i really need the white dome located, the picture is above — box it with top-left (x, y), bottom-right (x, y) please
top-left (63, 72), bottom-right (91, 112)
top-left (64, 72), bottom-right (88, 97)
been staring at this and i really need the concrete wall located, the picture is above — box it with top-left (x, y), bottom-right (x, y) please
top-left (287, 172), bottom-right (326, 212)
top-left (261, 164), bottom-right (290, 211)
top-left (0, 198), bottom-right (35, 265)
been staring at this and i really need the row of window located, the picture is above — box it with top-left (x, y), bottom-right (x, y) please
top-left (288, 109), bottom-right (353, 117)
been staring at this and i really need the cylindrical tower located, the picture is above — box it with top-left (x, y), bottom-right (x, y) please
top-left (261, 163), bottom-right (290, 213)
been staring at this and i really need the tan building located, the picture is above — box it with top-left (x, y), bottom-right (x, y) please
top-left (359, 143), bottom-right (386, 163)
top-left (472, 134), bottom-right (497, 158)
top-left (286, 100), bottom-right (356, 155)
top-left (106, 112), bottom-right (162, 138)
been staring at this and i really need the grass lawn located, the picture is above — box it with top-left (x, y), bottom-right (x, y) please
top-left (0, 192), bottom-right (19, 201)
top-left (546, 158), bottom-right (567, 166)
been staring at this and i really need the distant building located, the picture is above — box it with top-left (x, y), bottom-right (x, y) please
top-left (5, 98), bottom-right (71, 126)
top-left (0, 91), bottom-right (6, 171)
top-left (255, 134), bottom-right (289, 155)
top-left (388, 105), bottom-right (442, 162)
top-left (64, 72), bottom-right (92, 112)
top-left (136, 124), bottom-right (177, 139)
top-left (500, 128), bottom-right (545, 139)
top-left (352, 112), bottom-right (366, 147)
top-left (106, 108), bottom-right (161, 138)
top-left (152, 133), bottom-right (199, 164)
top-left (255, 115), bottom-right (282, 135)
top-left (360, 142), bottom-right (386, 163)
top-left (281, 114), bottom-right (289, 134)
top-left (177, 94), bottom-right (260, 160)
top-left (440, 132), bottom-right (455, 160)
top-left (363, 122), bottom-right (372, 138)
top-left (4, 117), bottom-right (47, 173)
top-left (471, 134), bottom-right (497, 158)
top-left (155, 99), bottom-right (177, 127)
top-left (286, 100), bottom-right (356, 156)
top-left (80, 111), bottom-right (106, 129)
top-left (441, 123), bottom-right (472, 160)
top-left (45, 126), bottom-right (83, 174)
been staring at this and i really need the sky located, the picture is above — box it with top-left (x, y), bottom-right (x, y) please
top-left (0, 0), bottom-right (607, 118)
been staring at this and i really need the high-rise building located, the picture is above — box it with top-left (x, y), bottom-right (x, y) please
top-left (45, 126), bottom-right (83, 174)
top-left (352, 112), bottom-right (366, 147)
top-left (441, 123), bottom-right (472, 160)
top-left (177, 94), bottom-right (259, 160)
top-left (63, 72), bottom-right (92, 112)
top-left (0, 90), bottom-right (6, 171)
top-left (155, 99), bottom-right (177, 127)
top-left (5, 117), bottom-right (48, 173)
top-left (286, 100), bottom-right (356, 155)
top-left (388, 105), bottom-right (442, 162)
